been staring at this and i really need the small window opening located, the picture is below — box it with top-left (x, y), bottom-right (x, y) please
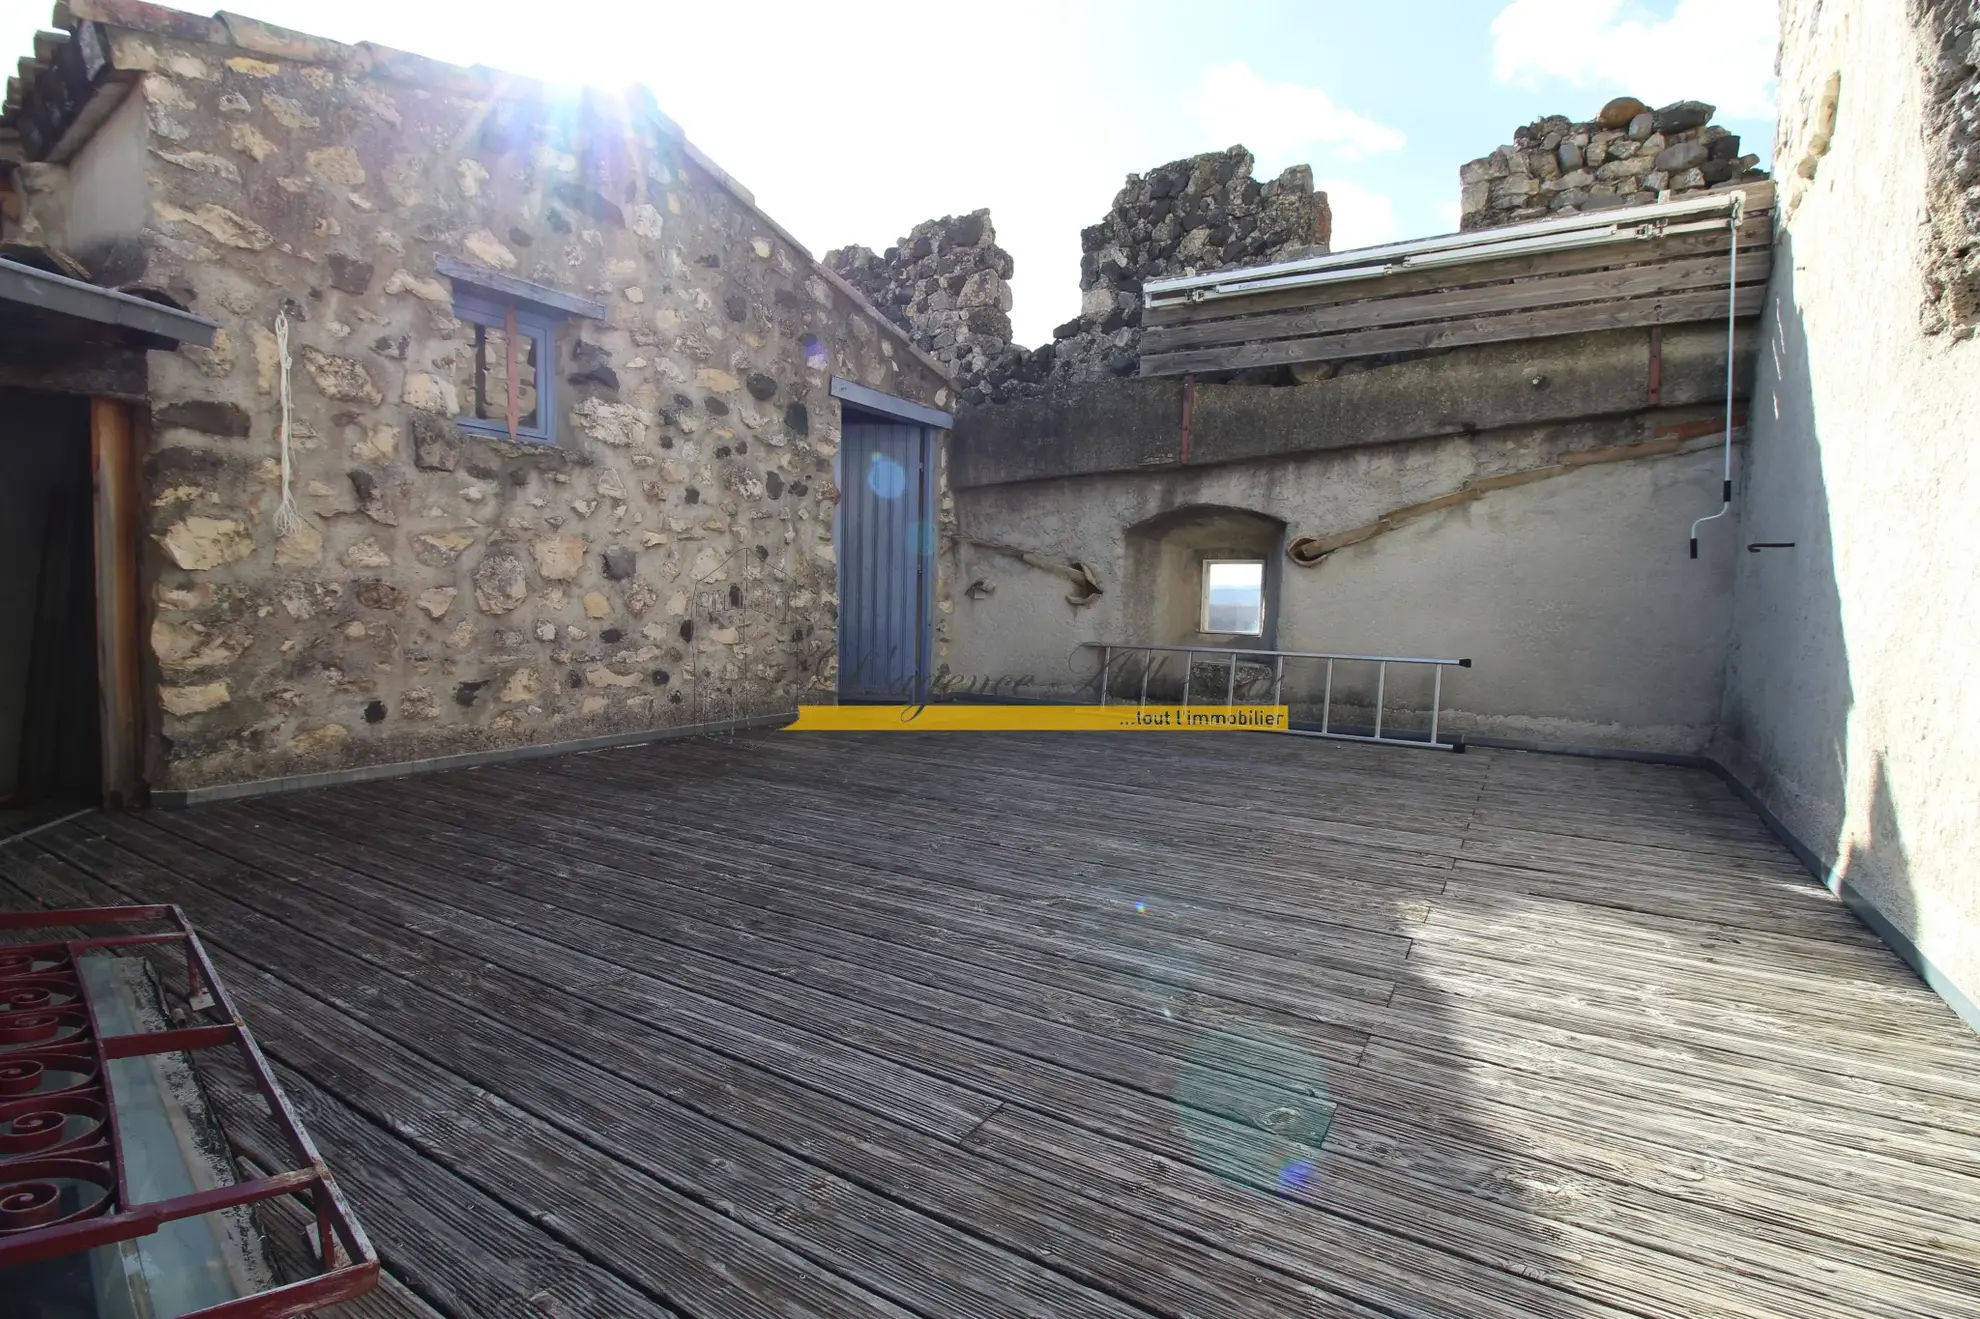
top-left (453, 292), bottom-right (554, 444)
top-left (1200, 559), bottom-right (1264, 635)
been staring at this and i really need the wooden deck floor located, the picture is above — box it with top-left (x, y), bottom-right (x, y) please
top-left (6, 732), bottom-right (1980, 1319)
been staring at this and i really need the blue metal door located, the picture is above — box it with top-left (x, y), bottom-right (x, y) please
top-left (838, 419), bottom-right (933, 702)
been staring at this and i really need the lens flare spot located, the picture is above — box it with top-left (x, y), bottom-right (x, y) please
top-left (1174, 1028), bottom-right (1334, 1194)
top-left (867, 452), bottom-right (908, 499)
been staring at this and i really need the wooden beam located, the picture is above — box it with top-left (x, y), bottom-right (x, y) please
top-left (90, 396), bottom-right (142, 808)
top-left (1139, 284), bottom-right (1769, 377)
top-left (432, 255), bottom-right (606, 320)
top-left (1142, 251), bottom-right (1773, 357)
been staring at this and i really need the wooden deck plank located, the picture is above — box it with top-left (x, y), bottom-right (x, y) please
top-left (9, 839), bottom-right (1685, 1319)
top-left (122, 808), bottom-right (1345, 1194)
top-left (5, 734), bottom-right (1979, 1319)
top-left (39, 818), bottom-right (1422, 1319)
top-left (234, 772), bottom-right (1980, 1235)
top-left (324, 766), bottom-right (1407, 1020)
top-left (337, 760), bottom-right (1418, 997)
top-left (258, 744), bottom-right (1980, 1183)
top-left (0, 854), bottom-right (690, 1319)
top-left (224, 772), bottom-right (1980, 1307)
top-left (316, 748), bottom-right (1975, 1118)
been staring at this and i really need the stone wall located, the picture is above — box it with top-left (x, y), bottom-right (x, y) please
top-left (1459, 98), bottom-right (1766, 230)
top-left (832, 147), bottom-right (1330, 407)
top-left (4, 5), bottom-right (950, 793)
top-left (943, 326), bottom-right (1751, 753)
top-left (1716, 0), bottom-right (1980, 1026)
top-left (1047, 147), bottom-right (1330, 391)
top-left (824, 210), bottom-right (1014, 398)
top-left (1914, 0), bottom-right (1980, 333)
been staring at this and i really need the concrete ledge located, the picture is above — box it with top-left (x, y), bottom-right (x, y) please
top-left (148, 712), bottom-right (796, 808)
top-left (1472, 734), bottom-right (1980, 1037)
top-left (952, 323), bottom-right (1754, 488)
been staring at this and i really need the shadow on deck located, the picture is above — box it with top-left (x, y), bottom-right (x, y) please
top-left (5, 732), bottom-right (1979, 1319)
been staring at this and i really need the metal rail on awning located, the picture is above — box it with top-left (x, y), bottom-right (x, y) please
top-left (0, 257), bottom-right (220, 346)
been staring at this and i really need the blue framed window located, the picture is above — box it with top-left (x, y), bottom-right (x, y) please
top-left (453, 291), bottom-right (555, 444)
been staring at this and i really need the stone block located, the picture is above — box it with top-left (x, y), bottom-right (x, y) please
top-left (416, 587), bottom-right (457, 618)
top-left (161, 682), bottom-right (230, 716)
top-left (473, 553), bottom-right (528, 615)
top-left (1653, 141), bottom-right (1711, 173)
top-left (1596, 158), bottom-right (1650, 182)
top-left (532, 534), bottom-right (585, 581)
top-left (155, 400), bottom-right (252, 437)
top-left (299, 347), bottom-right (382, 405)
top-left (327, 254), bottom-right (375, 295)
top-left (1653, 100), bottom-right (1716, 134)
top-left (157, 516), bottom-right (253, 571)
top-left (403, 372), bottom-right (459, 416)
top-left (1597, 97), bottom-right (1649, 130)
top-left (411, 413), bottom-right (464, 472)
top-left (355, 580), bottom-right (409, 611)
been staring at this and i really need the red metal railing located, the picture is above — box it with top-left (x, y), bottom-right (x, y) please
top-left (0, 905), bottom-right (378, 1317)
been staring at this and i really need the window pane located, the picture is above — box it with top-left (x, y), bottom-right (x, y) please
top-left (1203, 560), bottom-right (1264, 634)
top-left (470, 324), bottom-right (490, 420)
top-left (475, 324), bottom-right (541, 429)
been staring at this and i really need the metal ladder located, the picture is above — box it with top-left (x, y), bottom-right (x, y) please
top-left (1086, 642), bottom-right (1472, 752)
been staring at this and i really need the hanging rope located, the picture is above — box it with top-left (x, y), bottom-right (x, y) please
top-left (272, 309), bottom-right (301, 539)
top-left (1689, 191), bottom-right (1745, 559)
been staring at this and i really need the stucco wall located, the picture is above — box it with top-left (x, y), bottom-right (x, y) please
top-left (1716, 0), bottom-right (1980, 1013)
top-left (950, 418), bottom-right (1739, 752)
top-left (20, 13), bottom-right (949, 793)
top-left (62, 88), bottom-right (151, 281)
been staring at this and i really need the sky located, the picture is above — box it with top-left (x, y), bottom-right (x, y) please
top-left (2, 0), bottom-right (1780, 345)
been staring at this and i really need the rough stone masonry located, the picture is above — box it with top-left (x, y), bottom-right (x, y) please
top-left (825, 210), bottom-right (1014, 399)
top-left (1460, 96), bottom-right (1766, 230)
top-left (1912, 0), bottom-right (1980, 333)
top-left (0, 2), bottom-right (953, 792)
top-left (830, 146), bottom-right (1330, 405)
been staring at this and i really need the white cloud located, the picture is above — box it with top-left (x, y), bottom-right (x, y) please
top-left (1434, 200), bottom-right (1464, 234)
top-left (1490, 0), bottom-right (1778, 120)
top-left (1316, 179), bottom-right (1399, 252)
top-left (1185, 61), bottom-right (1406, 169)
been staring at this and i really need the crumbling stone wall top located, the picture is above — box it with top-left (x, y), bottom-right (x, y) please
top-left (831, 146), bottom-right (1331, 408)
top-left (1460, 97), bottom-right (1766, 231)
top-left (825, 210), bottom-right (1013, 398)
top-left (1053, 147), bottom-right (1330, 386)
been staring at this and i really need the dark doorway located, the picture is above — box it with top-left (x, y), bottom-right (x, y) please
top-left (837, 411), bottom-right (935, 703)
top-left (0, 390), bottom-right (101, 820)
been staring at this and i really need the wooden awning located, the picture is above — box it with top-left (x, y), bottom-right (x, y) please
top-left (1138, 181), bottom-right (1774, 377)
